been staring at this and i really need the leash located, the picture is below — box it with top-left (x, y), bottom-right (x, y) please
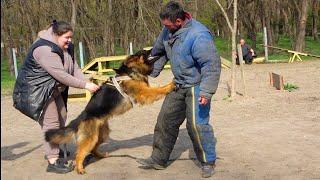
top-left (110, 76), bottom-right (135, 105)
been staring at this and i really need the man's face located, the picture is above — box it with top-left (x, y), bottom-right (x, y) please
top-left (161, 18), bottom-right (182, 33)
top-left (240, 39), bottom-right (245, 45)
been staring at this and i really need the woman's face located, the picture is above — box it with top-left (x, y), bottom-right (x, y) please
top-left (57, 31), bottom-right (73, 50)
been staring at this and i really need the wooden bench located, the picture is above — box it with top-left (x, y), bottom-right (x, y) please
top-left (261, 45), bottom-right (320, 63)
top-left (287, 50), bottom-right (308, 63)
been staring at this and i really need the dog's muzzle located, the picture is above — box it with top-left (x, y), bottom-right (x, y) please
top-left (147, 55), bottom-right (161, 64)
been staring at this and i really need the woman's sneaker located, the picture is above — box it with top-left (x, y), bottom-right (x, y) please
top-left (46, 158), bottom-right (73, 174)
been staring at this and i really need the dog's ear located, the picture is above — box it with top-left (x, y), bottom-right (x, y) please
top-left (145, 49), bottom-right (152, 56)
top-left (146, 55), bottom-right (161, 64)
top-left (113, 68), bottom-right (122, 74)
top-left (133, 50), bottom-right (145, 57)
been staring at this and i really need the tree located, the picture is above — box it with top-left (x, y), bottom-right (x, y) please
top-left (312, 0), bottom-right (319, 41)
top-left (294, 0), bottom-right (308, 52)
top-left (215, 0), bottom-right (238, 99)
top-left (70, 0), bottom-right (77, 31)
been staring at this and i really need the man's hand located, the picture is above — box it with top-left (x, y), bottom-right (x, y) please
top-left (198, 96), bottom-right (209, 105)
top-left (250, 48), bottom-right (255, 55)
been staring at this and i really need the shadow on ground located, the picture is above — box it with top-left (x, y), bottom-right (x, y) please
top-left (1, 142), bottom-right (42, 161)
top-left (66, 128), bottom-right (203, 168)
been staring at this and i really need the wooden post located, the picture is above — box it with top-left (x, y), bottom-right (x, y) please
top-left (269, 72), bottom-right (284, 90)
top-left (1, 42), bottom-right (4, 61)
top-left (263, 27), bottom-right (269, 62)
top-left (12, 48), bottom-right (18, 79)
top-left (237, 44), bottom-right (247, 97)
top-left (79, 42), bottom-right (84, 68)
top-left (129, 42), bottom-right (133, 55)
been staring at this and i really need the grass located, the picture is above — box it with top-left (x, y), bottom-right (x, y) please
top-left (1, 59), bottom-right (17, 95)
top-left (284, 83), bottom-right (299, 92)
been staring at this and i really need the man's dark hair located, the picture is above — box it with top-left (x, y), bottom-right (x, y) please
top-left (159, 1), bottom-right (186, 22)
top-left (51, 20), bottom-right (73, 36)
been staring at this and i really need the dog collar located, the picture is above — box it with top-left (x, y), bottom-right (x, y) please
top-left (114, 75), bottom-right (131, 81)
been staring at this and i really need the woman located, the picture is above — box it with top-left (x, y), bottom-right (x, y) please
top-left (13, 20), bottom-right (100, 174)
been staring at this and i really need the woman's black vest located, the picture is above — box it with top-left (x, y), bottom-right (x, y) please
top-left (12, 38), bottom-right (74, 122)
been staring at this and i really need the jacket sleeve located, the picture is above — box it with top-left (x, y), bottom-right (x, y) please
top-left (149, 28), bottom-right (168, 78)
top-left (149, 55), bottom-right (168, 77)
top-left (33, 46), bottom-right (86, 89)
top-left (191, 32), bottom-right (221, 99)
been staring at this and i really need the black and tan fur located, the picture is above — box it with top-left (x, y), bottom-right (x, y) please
top-left (45, 50), bottom-right (175, 174)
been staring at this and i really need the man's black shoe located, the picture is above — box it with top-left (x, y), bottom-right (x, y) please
top-left (136, 157), bottom-right (166, 170)
top-left (46, 159), bottom-right (73, 174)
top-left (44, 149), bottom-right (71, 160)
top-left (201, 164), bottom-right (215, 178)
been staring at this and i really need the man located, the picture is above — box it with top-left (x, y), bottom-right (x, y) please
top-left (136, 1), bottom-right (221, 178)
top-left (237, 38), bottom-right (256, 64)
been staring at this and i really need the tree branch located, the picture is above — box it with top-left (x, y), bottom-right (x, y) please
top-left (215, 0), bottom-right (233, 31)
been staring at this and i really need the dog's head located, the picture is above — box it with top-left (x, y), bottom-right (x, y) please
top-left (114, 49), bottom-right (160, 77)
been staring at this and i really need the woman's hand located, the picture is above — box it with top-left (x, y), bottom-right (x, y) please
top-left (85, 82), bottom-right (100, 93)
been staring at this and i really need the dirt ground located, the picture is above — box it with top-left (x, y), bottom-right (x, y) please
top-left (1, 60), bottom-right (320, 180)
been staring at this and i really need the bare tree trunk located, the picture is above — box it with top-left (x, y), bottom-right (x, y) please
top-left (82, 31), bottom-right (96, 58)
top-left (70, 0), bottom-right (77, 31)
top-left (108, 0), bottom-right (115, 55)
top-left (122, 9), bottom-right (129, 53)
top-left (263, 0), bottom-right (273, 46)
top-left (294, 0), bottom-right (308, 52)
top-left (101, 0), bottom-right (115, 56)
top-left (282, 9), bottom-right (290, 36)
top-left (7, 26), bottom-right (15, 76)
top-left (248, 20), bottom-right (257, 49)
top-left (194, 0), bottom-right (198, 19)
top-left (312, 0), bottom-right (319, 41)
top-left (274, 0), bottom-right (281, 43)
top-left (215, 0), bottom-right (237, 99)
top-left (231, 0), bottom-right (238, 99)
top-left (19, 0), bottom-right (37, 41)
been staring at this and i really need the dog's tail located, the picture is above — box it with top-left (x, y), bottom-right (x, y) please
top-left (45, 112), bottom-right (87, 144)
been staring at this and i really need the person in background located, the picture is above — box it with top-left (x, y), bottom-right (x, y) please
top-left (237, 38), bottom-right (256, 64)
top-left (13, 20), bottom-right (100, 174)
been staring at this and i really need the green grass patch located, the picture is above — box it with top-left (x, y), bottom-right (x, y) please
top-left (1, 59), bottom-right (16, 95)
top-left (215, 37), bottom-right (232, 60)
top-left (284, 83), bottom-right (299, 92)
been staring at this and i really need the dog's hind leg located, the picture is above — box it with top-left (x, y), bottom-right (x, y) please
top-left (75, 135), bottom-right (98, 174)
top-left (92, 122), bottom-right (110, 158)
top-left (75, 121), bottom-right (100, 174)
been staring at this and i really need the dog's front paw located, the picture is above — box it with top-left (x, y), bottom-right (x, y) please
top-left (76, 167), bottom-right (86, 174)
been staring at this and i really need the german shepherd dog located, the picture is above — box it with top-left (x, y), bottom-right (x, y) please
top-left (45, 50), bottom-right (175, 174)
